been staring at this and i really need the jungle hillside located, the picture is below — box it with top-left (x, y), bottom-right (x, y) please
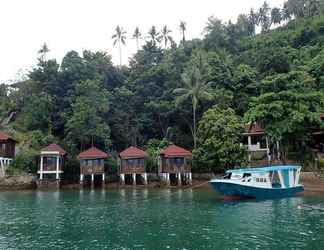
top-left (1, 0), bottom-right (324, 175)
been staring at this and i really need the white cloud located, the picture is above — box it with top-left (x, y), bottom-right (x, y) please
top-left (0, 0), bottom-right (285, 83)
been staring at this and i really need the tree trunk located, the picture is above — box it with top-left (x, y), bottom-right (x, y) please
top-left (119, 41), bottom-right (122, 66)
top-left (193, 103), bottom-right (197, 149)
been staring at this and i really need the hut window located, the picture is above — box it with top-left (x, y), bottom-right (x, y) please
top-left (44, 157), bottom-right (56, 166)
top-left (127, 158), bottom-right (143, 166)
top-left (1, 143), bottom-right (5, 151)
top-left (169, 157), bottom-right (184, 166)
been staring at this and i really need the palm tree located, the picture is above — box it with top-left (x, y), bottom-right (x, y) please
top-left (147, 26), bottom-right (160, 46)
top-left (173, 52), bottom-right (212, 148)
top-left (271, 7), bottom-right (282, 26)
top-left (258, 1), bottom-right (271, 33)
top-left (248, 8), bottom-right (259, 35)
top-left (307, 0), bottom-right (321, 18)
top-left (160, 25), bottom-right (173, 49)
top-left (133, 27), bottom-right (142, 51)
top-left (282, 2), bottom-right (292, 22)
top-left (179, 21), bottom-right (186, 43)
top-left (112, 25), bottom-right (127, 66)
top-left (38, 42), bottom-right (50, 62)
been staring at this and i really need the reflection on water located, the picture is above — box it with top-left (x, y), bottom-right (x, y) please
top-left (0, 188), bottom-right (324, 249)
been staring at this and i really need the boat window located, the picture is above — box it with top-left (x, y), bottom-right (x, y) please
top-left (271, 171), bottom-right (281, 188)
top-left (243, 173), bottom-right (251, 178)
top-left (224, 173), bottom-right (231, 179)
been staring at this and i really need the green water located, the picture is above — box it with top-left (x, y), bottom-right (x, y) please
top-left (0, 188), bottom-right (324, 250)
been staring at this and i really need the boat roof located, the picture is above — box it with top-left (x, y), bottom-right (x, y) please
top-left (226, 165), bottom-right (301, 174)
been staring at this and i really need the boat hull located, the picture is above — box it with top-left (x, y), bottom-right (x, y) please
top-left (210, 181), bottom-right (304, 199)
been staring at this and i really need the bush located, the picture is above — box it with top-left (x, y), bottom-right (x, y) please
top-left (10, 151), bottom-right (37, 174)
top-left (318, 158), bottom-right (324, 170)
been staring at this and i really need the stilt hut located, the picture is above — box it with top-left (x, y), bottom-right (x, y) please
top-left (242, 122), bottom-right (272, 165)
top-left (119, 146), bottom-right (148, 185)
top-left (310, 113), bottom-right (324, 152)
top-left (38, 143), bottom-right (66, 184)
top-left (158, 144), bottom-right (192, 186)
top-left (78, 147), bottom-right (108, 187)
top-left (0, 131), bottom-right (17, 177)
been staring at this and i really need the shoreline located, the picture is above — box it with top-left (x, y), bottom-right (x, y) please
top-left (1, 177), bottom-right (324, 194)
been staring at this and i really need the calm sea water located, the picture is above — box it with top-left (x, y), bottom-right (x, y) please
top-left (0, 187), bottom-right (324, 250)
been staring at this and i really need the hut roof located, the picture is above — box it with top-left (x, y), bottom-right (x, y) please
top-left (78, 147), bottom-right (108, 159)
top-left (119, 146), bottom-right (147, 159)
top-left (41, 143), bottom-right (66, 155)
top-left (243, 122), bottom-right (265, 135)
top-left (0, 131), bottom-right (17, 142)
top-left (160, 144), bottom-right (192, 157)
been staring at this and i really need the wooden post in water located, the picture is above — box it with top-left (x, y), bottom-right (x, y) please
top-left (102, 173), bottom-right (105, 187)
top-left (178, 173), bottom-right (181, 186)
top-left (91, 174), bottom-right (94, 188)
top-left (120, 174), bottom-right (125, 185)
top-left (132, 173), bottom-right (136, 186)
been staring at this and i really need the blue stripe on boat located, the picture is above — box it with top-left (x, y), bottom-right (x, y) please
top-left (210, 181), bottom-right (304, 199)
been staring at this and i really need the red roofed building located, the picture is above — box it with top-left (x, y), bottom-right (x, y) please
top-left (0, 131), bottom-right (16, 177)
top-left (242, 122), bottom-right (272, 165)
top-left (0, 131), bottom-right (16, 158)
top-left (38, 143), bottom-right (67, 185)
top-left (118, 146), bottom-right (148, 185)
top-left (78, 147), bottom-right (108, 186)
top-left (159, 144), bottom-right (192, 186)
top-left (311, 113), bottom-right (324, 152)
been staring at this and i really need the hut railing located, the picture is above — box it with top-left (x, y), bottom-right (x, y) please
top-left (42, 164), bottom-right (61, 171)
top-left (81, 165), bottom-right (104, 175)
top-left (162, 164), bottom-right (191, 173)
top-left (121, 165), bottom-right (145, 174)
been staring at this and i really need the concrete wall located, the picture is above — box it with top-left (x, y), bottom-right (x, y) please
top-left (300, 172), bottom-right (322, 181)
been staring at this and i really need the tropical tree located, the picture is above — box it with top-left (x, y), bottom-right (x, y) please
top-left (259, 1), bottom-right (271, 33)
top-left (160, 25), bottom-right (173, 49)
top-left (133, 27), bottom-right (142, 51)
top-left (38, 42), bottom-right (50, 63)
top-left (179, 21), bottom-right (187, 43)
top-left (147, 26), bottom-right (161, 46)
top-left (193, 106), bottom-right (247, 172)
top-left (248, 8), bottom-right (259, 35)
top-left (173, 51), bottom-right (212, 148)
top-left (112, 25), bottom-right (127, 66)
top-left (271, 7), bottom-right (283, 26)
top-left (306, 0), bottom-right (321, 17)
top-left (66, 78), bottom-right (111, 150)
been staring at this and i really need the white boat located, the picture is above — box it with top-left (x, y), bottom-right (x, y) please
top-left (209, 165), bottom-right (304, 199)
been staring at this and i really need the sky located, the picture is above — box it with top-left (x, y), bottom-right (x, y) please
top-left (0, 0), bottom-right (285, 84)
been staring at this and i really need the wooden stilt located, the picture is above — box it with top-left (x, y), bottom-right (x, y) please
top-left (178, 173), bottom-right (181, 186)
top-left (91, 174), bottom-right (94, 188)
top-left (133, 173), bottom-right (136, 186)
top-left (102, 173), bottom-right (105, 187)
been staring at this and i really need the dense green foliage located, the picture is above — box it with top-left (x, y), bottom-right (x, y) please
top-left (1, 0), bottom-right (324, 173)
top-left (193, 106), bottom-right (247, 173)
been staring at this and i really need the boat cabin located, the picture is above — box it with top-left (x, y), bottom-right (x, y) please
top-left (158, 144), bottom-right (192, 186)
top-left (225, 165), bottom-right (302, 189)
top-left (38, 143), bottom-right (66, 184)
top-left (78, 147), bottom-right (108, 187)
top-left (119, 146), bottom-right (148, 185)
top-left (0, 131), bottom-right (17, 177)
